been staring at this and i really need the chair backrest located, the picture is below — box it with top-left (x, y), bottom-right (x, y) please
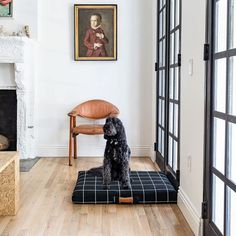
top-left (68, 99), bottom-right (119, 119)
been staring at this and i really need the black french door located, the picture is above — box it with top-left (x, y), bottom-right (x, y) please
top-left (204, 0), bottom-right (236, 235)
top-left (156, 0), bottom-right (181, 188)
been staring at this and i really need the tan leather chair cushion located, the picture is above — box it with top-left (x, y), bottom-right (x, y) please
top-left (68, 99), bottom-right (119, 119)
top-left (73, 124), bottom-right (104, 135)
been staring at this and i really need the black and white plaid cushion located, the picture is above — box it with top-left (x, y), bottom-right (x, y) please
top-left (72, 171), bottom-right (177, 204)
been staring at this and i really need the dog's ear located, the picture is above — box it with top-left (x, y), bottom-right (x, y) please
top-left (115, 120), bottom-right (126, 141)
top-left (112, 117), bottom-right (120, 123)
top-left (114, 118), bottom-right (123, 127)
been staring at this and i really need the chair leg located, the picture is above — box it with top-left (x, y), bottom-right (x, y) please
top-left (73, 116), bottom-right (77, 159)
top-left (74, 135), bottom-right (77, 159)
top-left (69, 117), bottom-right (73, 166)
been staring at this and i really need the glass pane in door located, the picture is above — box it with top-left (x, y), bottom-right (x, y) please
top-left (229, 57), bottom-right (236, 116)
top-left (169, 68), bottom-right (174, 99)
top-left (162, 100), bottom-right (165, 126)
top-left (214, 58), bottom-right (227, 113)
top-left (176, 0), bottom-right (180, 26)
top-left (170, 33), bottom-right (175, 65)
top-left (159, 71), bottom-right (163, 96)
top-left (168, 137), bottom-right (173, 166)
top-left (159, 11), bottom-right (163, 39)
top-left (173, 140), bottom-right (177, 171)
top-left (213, 118), bottom-right (225, 174)
top-left (227, 187), bottom-right (236, 236)
top-left (229, 122), bottom-right (236, 184)
top-left (163, 8), bottom-right (166, 36)
top-left (170, 0), bottom-right (175, 30)
top-left (175, 30), bottom-right (179, 63)
top-left (161, 129), bottom-right (165, 156)
top-left (159, 41), bottom-right (163, 67)
top-left (229, 0), bottom-right (236, 49)
top-left (212, 174), bottom-right (225, 234)
top-left (174, 68), bottom-right (179, 100)
top-left (215, 0), bottom-right (227, 52)
top-left (169, 102), bottom-right (174, 133)
top-left (174, 104), bottom-right (178, 137)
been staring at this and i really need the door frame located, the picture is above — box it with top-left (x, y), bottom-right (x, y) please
top-left (204, 0), bottom-right (236, 234)
top-left (203, 0), bottom-right (219, 234)
top-left (156, 0), bottom-right (181, 189)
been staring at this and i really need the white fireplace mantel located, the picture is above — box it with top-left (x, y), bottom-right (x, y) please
top-left (0, 36), bottom-right (35, 159)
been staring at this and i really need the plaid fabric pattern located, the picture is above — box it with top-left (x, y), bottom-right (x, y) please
top-left (72, 171), bottom-right (177, 204)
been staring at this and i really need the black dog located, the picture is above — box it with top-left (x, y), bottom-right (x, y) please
top-left (88, 117), bottom-right (131, 189)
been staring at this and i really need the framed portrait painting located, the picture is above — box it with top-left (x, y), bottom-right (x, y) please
top-left (74, 4), bottom-right (117, 61)
top-left (0, 0), bottom-right (12, 17)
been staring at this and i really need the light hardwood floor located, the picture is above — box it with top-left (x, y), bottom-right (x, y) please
top-left (0, 157), bottom-right (194, 236)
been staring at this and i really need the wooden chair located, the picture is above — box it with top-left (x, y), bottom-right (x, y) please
top-left (67, 99), bottom-right (119, 166)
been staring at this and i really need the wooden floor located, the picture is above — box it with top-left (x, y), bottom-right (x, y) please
top-left (0, 157), bottom-right (194, 236)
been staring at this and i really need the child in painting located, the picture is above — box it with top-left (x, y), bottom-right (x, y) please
top-left (0, 0), bottom-right (12, 6)
top-left (84, 13), bottom-right (109, 57)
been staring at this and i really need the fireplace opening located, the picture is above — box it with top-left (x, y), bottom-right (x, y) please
top-left (0, 90), bottom-right (17, 151)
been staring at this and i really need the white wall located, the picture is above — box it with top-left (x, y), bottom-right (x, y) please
top-left (0, 0), bottom-right (38, 38)
top-left (0, 0), bottom-right (38, 92)
top-left (35, 0), bottom-right (155, 157)
top-left (178, 0), bottom-right (206, 235)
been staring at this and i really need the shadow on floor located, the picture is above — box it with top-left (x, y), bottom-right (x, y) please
top-left (20, 157), bottom-right (41, 172)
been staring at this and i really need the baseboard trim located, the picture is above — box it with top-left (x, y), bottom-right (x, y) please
top-left (36, 145), bottom-right (151, 157)
top-left (178, 187), bottom-right (202, 236)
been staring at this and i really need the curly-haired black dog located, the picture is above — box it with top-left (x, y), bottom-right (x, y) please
top-left (88, 117), bottom-right (131, 189)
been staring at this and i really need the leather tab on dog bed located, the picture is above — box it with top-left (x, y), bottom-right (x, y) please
top-left (119, 197), bottom-right (133, 204)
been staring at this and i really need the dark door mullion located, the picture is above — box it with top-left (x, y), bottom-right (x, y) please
top-left (168, 131), bottom-right (178, 142)
top-left (169, 0), bottom-right (180, 173)
top-left (213, 111), bottom-right (236, 122)
top-left (156, 0), bottom-right (160, 158)
top-left (177, 0), bottom-right (181, 173)
top-left (156, 0), bottom-right (166, 170)
top-left (173, 0), bottom-right (178, 171)
top-left (212, 167), bottom-right (236, 192)
top-left (164, 0), bottom-right (170, 173)
top-left (214, 48), bottom-right (236, 59)
top-left (170, 0), bottom-right (177, 170)
top-left (209, 0), bottom-right (217, 229)
top-left (170, 25), bottom-right (180, 34)
top-left (203, 0), bottom-right (213, 233)
top-left (161, 4), bottom-right (166, 160)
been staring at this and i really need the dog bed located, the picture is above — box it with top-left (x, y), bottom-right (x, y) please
top-left (72, 171), bottom-right (177, 204)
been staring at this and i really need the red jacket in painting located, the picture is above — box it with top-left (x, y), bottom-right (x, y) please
top-left (83, 27), bottom-right (109, 57)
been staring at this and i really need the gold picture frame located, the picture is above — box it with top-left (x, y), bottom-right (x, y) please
top-left (74, 4), bottom-right (117, 61)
